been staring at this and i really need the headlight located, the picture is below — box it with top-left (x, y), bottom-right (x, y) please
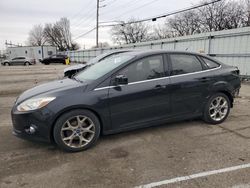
top-left (17, 97), bottom-right (56, 112)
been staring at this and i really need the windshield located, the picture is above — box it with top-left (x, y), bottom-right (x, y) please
top-left (75, 54), bottom-right (134, 82)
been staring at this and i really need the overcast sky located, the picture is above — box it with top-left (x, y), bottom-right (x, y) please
top-left (0, 0), bottom-right (202, 50)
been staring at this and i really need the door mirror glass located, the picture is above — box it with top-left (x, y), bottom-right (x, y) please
top-left (115, 75), bottom-right (128, 85)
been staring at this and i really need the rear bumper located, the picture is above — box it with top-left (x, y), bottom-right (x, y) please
top-left (232, 87), bottom-right (240, 97)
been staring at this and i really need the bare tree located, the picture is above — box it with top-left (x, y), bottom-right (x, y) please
top-left (111, 19), bottom-right (150, 44)
top-left (168, 10), bottom-right (201, 36)
top-left (43, 17), bottom-right (79, 51)
top-left (244, 0), bottom-right (250, 26)
top-left (197, 0), bottom-right (245, 31)
top-left (164, 0), bottom-right (246, 37)
top-left (224, 1), bottom-right (245, 29)
top-left (27, 24), bottom-right (46, 46)
top-left (151, 24), bottom-right (177, 40)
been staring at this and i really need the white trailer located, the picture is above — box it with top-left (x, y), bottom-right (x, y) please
top-left (6, 46), bottom-right (57, 62)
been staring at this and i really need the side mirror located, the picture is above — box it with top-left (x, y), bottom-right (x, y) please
top-left (115, 75), bottom-right (128, 85)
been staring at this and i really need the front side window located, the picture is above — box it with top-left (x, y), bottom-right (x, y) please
top-left (75, 54), bottom-right (135, 82)
top-left (117, 55), bottom-right (165, 83)
top-left (169, 54), bottom-right (203, 75)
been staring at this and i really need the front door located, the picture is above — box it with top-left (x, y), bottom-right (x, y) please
top-left (108, 55), bottom-right (171, 129)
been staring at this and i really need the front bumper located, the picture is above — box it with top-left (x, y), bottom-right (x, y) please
top-left (11, 107), bottom-right (55, 143)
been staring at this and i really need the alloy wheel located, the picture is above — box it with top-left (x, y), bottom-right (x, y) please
top-left (209, 96), bottom-right (229, 122)
top-left (60, 115), bottom-right (95, 148)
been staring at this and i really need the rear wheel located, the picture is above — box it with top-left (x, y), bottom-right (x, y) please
top-left (4, 62), bottom-right (10, 66)
top-left (53, 109), bottom-right (100, 152)
top-left (203, 93), bottom-right (230, 124)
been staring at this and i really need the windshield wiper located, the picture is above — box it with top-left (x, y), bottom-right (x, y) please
top-left (71, 76), bottom-right (83, 83)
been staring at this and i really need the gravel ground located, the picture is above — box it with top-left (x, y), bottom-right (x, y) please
top-left (0, 64), bottom-right (250, 188)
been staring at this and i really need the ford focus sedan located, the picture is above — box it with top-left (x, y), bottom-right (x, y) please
top-left (11, 50), bottom-right (241, 152)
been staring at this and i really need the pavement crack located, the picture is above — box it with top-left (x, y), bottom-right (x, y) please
top-left (218, 125), bottom-right (250, 139)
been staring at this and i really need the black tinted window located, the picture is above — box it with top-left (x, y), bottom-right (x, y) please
top-left (202, 57), bottom-right (219, 69)
top-left (170, 54), bottom-right (202, 75)
top-left (118, 55), bottom-right (164, 83)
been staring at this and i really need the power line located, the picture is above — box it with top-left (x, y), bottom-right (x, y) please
top-left (74, 27), bottom-right (96, 40)
top-left (71, 12), bottom-right (96, 34)
top-left (101, 0), bottom-right (142, 16)
top-left (73, 0), bottom-right (222, 45)
top-left (71, 8), bottom-right (96, 28)
top-left (113, 0), bottom-right (160, 20)
top-left (104, 0), bottom-right (118, 7)
top-left (73, 0), bottom-right (106, 46)
top-left (100, 0), bottom-right (222, 27)
top-left (67, 0), bottom-right (94, 22)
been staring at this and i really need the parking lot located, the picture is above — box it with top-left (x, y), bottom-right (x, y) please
top-left (0, 64), bottom-right (250, 188)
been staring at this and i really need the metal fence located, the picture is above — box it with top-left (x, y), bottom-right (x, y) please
top-left (65, 26), bottom-right (250, 76)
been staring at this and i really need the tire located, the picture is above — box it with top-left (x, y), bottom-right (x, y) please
top-left (203, 92), bottom-right (230, 124)
top-left (24, 62), bottom-right (30, 66)
top-left (4, 62), bottom-right (10, 66)
top-left (53, 109), bottom-right (100, 152)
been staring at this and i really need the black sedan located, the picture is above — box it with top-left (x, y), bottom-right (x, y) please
top-left (41, 54), bottom-right (69, 65)
top-left (11, 50), bottom-right (241, 152)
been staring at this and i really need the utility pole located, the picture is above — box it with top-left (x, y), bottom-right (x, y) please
top-left (96, 0), bottom-right (100, 48)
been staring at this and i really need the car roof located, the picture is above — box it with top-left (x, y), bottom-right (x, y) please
top-left (120, 50), bottom-right (208, 57)
top-left (121, 50), bottom-right (223, 66)
top-left (13, 56), bottom-right (26, 58)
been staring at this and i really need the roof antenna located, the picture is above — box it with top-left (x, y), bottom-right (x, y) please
top-left (185, 47), bottom-right (189, 51)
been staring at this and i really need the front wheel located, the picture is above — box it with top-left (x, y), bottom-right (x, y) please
top-left (203, 93), bottom-right (230, 124)
top-left (53, 109), bottom-right (100, 152)
top-left (24, 62), bottom-right (30, 66)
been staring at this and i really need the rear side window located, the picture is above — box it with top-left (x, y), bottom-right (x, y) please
top-left (118, 55), bottom-right (165, 83)
top-left (201, 57), bottom-right (219, 69)
top-left (169, 54), bottom-right (203, 75)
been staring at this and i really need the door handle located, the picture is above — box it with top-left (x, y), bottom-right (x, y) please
top-left (154, 85), bottom-right (164, 89)
top-left (199, 77), bottom-right (210, 82)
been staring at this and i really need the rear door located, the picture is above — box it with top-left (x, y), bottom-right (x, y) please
top-left (51, 55), bottom-right (59, 63)
top-left (18, 57), bottom-right (25, 65)
top-left (168, 53), bottom-right (214, 116)
top-left (108, 54), bottom-right (171, 129)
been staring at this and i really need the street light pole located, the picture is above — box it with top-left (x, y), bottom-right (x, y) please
top-left (96, 0), bottom-right (100, 48)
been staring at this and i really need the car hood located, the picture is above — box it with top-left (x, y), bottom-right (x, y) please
top-left (64, 64), bottom-right (87, 73)
top-left (16, 78), bottom-right (86, 104)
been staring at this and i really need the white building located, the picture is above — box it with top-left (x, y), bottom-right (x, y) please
top-left (6, 46), bottom-right (57, 61)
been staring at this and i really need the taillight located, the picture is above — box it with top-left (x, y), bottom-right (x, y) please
top-left (232, 67), bottom-right (240, 75)
top-left (236, 69), bottom-right (239, 75)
